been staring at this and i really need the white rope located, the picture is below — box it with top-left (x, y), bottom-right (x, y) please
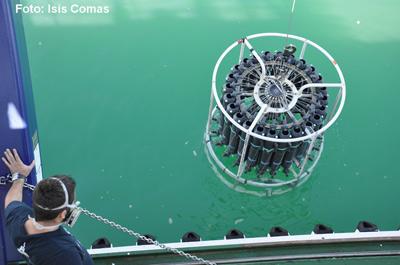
top-left (285, 0), bottom-right (297, 46)
top-left (291, 0), bottom-right (296, 13)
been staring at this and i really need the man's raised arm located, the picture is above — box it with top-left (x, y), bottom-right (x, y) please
top-left (2, 149), bottom-right (35, 208)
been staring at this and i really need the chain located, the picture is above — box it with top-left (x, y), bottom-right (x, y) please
top-left (24, 182), bottom-right (35, 191)
top-left (1, 177), bottom-right (216, 264)
top-left (80, 208), bottom-right (217, 265)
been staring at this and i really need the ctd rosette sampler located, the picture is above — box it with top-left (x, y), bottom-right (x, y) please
top-left (205, 33), bottom-right (346, 196)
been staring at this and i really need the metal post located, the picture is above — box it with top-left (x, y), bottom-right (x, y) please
top-left (299, 41), bottom-right (308, 59)
top-left (328, 86), bottom-right (343, 121)
top-left (298, 128), bottom-right (317, 177)
top-left (206, 81), bottom-right (216, 135)
top-left (237, 105), bottom-right (268, 177)
top-left (238, 41), bottom-right (245, 63)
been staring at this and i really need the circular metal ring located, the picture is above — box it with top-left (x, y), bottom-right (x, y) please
top-left (210, 33), bottom-right (346, 143)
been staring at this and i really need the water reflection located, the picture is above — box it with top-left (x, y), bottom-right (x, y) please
top-left (210, 0), bottom-right (279, 21)
top-left (23, 0), bottom-right (282, 26)
top-left (318, 1), bottom-right (400, 43)
top-left (121, 0), bottom-right (195, 20)
top-left (201, 159), bottom-right (313, 238)
top-left (23, 0), bottom-right (400, 45)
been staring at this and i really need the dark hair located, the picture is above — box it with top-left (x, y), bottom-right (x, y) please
top-left (32, 175), bottom-right (76, 222)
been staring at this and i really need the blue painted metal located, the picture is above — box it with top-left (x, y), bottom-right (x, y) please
top-left (0, 0), bottom-right (42, 263)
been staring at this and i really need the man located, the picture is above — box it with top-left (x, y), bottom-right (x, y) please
top-left (2, 148), bottom-right (94, 265)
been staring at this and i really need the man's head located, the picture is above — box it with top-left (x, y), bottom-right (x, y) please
top-left (32, 175), bottom-right (76, 222)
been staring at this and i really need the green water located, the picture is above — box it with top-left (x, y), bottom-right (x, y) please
top-left (17, 0), bottom-right (400, 248)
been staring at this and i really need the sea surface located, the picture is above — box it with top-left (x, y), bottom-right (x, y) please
top-left (17, 0), bottom-right (400, 247)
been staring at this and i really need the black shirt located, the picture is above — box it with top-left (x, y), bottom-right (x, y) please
top-left (5, 201), bottom-right (94, 265)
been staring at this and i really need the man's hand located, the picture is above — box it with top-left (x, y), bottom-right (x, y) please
top-left (2, 149), bottom-right (35, 177)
